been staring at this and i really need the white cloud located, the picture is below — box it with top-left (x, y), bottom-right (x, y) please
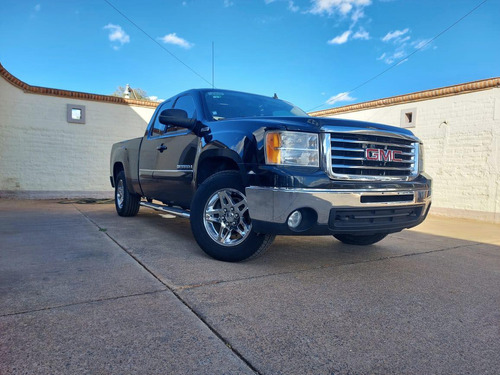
top-left (148, 96), bottom-right (165, 102)
top-left (392, 50), bottom-right (405, 59)
top-left (326, 92), bottom-right (356, 105)
top-left (328, 27), bottom-right (369, 45)
top-left (339, 2), bottom-right (352, 14)
top-left (265, 0), bottom-right (299, 12)
top-left (377, 49), bottom-right (406, 64)
top-left (351, 7), bottom-right (365, 23)
top-left (378, 29), bottom-right (434, 65)
top-left (103, 24), bottom-right (130, 49)
top-left (288, 1), bottom-right (299, 12)
top-left (224, 0), bottom-right (234, 7)
top-left (310, 0), bottom-right (372, 16)
top-left (378, 28), bottom-right (415, 63)
top-left (382, 28), bottom-right (409, 42)
top-left (30, 3), bottom-right (41, 18)
top-left (353, 28), bottom-right (369, 40)
top-left (399, 35), bottom-right (411, 44)
top-left (328, 30), bottom-right (351, 45)
top-left (159, 33), bottom-right (194, 49)
top-left (412, 38), bottom-right (432, 50)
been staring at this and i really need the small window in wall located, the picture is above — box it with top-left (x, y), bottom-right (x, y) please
top-left (400, 108), bottom-right (416, 128)
top-left (67, 104), bottom-right (86, 124)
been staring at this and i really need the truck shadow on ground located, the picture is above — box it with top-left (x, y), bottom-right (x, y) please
top-left (85, 205), bottom-right (498, 291)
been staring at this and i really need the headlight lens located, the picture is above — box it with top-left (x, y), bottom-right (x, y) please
top-left (265, 131), bottom-right (319, 167)
top-left (418, 142), bottom-right (424, 173)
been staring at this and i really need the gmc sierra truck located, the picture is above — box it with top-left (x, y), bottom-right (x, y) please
top-left (110, 89), bottom-right (432, 262)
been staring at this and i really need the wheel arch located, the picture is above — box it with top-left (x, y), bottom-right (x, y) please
top-left (112, 160), bottom-right (135, 194)
top-left (195, 149), bottom-right (245, 187)
top-left (113, 162), bottom-right (124, 182)
top-left (111, 145), bottom-right (138, 195)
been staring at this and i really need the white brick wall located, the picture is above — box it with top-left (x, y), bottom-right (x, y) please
top-left (0, 77), bottom-right (156, 198)
top-left (327, 88), bottom-right (500, 222)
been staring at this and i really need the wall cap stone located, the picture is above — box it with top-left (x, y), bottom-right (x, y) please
top-left (0, 62), bottom-right (159, 108)
top-left (309, 77), bottom-right (500, 117)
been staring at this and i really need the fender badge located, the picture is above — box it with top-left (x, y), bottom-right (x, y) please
top-left (177, 165), bottom-right (193, 170)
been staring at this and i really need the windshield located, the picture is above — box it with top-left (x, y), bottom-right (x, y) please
top-left (204, 91), bottom-right (308, 120)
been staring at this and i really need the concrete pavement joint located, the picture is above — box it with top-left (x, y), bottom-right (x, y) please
top-left (0, 289), bottom-right (167, 318)
top-left (74, 204), bottom-right (262, 375)
top-left (174, 242), bottom-right (484, 292)
top-left (74, 204), bottom-right (485, 374)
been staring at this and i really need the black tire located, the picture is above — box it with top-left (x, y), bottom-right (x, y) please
top-left (333, 233), bottom-right (388, 245)
top-left (190, 171), bottom-right (275, 262)
top-left (115, 170), bottom-right (140, 217)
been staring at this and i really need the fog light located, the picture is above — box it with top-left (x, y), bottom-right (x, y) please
top-left (287, 210), bottom-right (302, 229)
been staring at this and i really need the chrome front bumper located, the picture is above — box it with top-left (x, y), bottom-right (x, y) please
top-left (245, 186), bottom-right (432, 226)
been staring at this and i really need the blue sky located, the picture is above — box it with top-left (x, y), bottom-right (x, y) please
top-left (1, 0), bottom-right (498, 111)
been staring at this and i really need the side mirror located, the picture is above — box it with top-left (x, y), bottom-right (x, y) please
top-left (159, 109), bottom-right (197, 130)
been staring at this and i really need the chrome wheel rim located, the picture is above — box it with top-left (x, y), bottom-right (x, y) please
top-left (116, 180), bottom-right (125, 209)
top-left (203, 188), bottom-right (252, 247)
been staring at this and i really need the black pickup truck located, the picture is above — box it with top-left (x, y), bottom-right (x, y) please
top-left (110, 89), bottom-right (431, 262)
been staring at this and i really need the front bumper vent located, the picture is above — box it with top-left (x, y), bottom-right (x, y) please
top-left (329, 205), bottom-right (425, 232)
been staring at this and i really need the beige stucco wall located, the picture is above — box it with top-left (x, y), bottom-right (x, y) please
top-left (2, 69), bottom-right (499, 222)
top-left (0, 76), bottom-right (156, 198)
top-left (325, 88), bottom-right (500, 222)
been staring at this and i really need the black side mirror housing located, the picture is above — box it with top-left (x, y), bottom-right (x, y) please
top-left (159, 109), bottom-right (197, 131)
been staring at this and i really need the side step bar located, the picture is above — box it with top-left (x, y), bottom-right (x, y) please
top-left (140, 201), bottom-right (190, 219)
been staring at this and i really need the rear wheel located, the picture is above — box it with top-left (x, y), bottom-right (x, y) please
top-left (333, 233), bottom-right (388, 245)
top-left (190, 171), bottom-right (275, 262)
top-left (115, 171), bottom-right (140, 217)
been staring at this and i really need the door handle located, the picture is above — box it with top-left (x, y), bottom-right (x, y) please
top-left (156, 144), bottom-right (167, 153)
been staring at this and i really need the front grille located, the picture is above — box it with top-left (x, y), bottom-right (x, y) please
top-left (329, 205), bottom-right (425, 231)
top-left (328, 132), bottom-right (418, 180)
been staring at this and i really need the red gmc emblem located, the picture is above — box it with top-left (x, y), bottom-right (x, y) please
top-left (365, 148), bottom-right (403, 162)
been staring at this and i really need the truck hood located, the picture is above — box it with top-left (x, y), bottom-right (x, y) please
top-left (214, 116), bottom-right (417, 138)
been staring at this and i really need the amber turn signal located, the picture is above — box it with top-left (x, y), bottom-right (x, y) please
top-left (265, 132), bottom-right (282, 164)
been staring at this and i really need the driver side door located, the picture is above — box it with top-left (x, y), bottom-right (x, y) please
top-left (152, 94), bottom-right (198, 207)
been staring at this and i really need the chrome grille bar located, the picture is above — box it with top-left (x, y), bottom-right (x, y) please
top-left (330, 138), bottom-right (414, 149)
top-left (322, 129), bottom-right (420, 181)
top-left (331, 147), bottom-right (415, 156)
top-left (332, 156), bottom-right (415, 164)
top-left (331, 164), bottom-right (415, 171)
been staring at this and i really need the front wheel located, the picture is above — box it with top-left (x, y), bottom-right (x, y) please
top-left (333, 233), bottom-right (388, 245)
top-left (190, 171), bottom-right (275, 262)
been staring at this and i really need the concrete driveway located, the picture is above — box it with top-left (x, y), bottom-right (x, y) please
top-left (1, 200), bottom-right (499, 374)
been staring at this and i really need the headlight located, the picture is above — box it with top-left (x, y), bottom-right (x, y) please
top-left (418, 142), bottom-right (424, 173)
top-left (265, 131), bottom-right (319, 167)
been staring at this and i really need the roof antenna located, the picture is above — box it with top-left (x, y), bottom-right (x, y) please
top-left (273, 93), bottom-right (278, 99)
top-left (212, 42), bottom-right (215, 88)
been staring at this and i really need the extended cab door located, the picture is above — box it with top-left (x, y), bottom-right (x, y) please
top-left (138, 95), bottom-right (198, 207)
top-left (138, 99), bottom-right (172, 198)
